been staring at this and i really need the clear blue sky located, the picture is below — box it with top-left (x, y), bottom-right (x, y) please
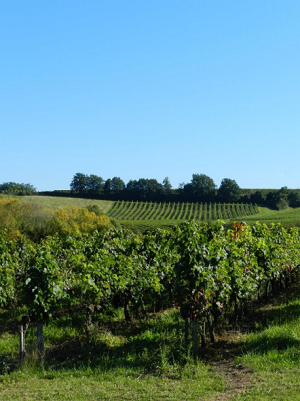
top-left (1, 0), bottom-right (300, 191)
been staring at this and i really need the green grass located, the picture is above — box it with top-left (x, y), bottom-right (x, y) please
top-left (0, 194), bottom-right (113, 213)
top-left (0, 309), bottom-right (225, 400)
top-left (0, 368), bottom-right (224, 400)
top-left (241, 206), bottom-right (300, 228)
top-left (230, 288), bottom-right (300, 400)
top-left (3, 289), bottom-right (300, 399)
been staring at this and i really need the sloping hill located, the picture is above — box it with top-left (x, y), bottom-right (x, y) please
top-left (2, 194), bottom-right (300, 231)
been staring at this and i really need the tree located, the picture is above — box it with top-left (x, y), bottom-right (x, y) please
top-left (182, 183), bottom-right (193, 201)
top-left (110, 177), bottom-right (125, 194)
top-left (217, 178), bottom-right (241, 203)
top-left (275, 187), bottom-right (289, 210)
top-left (162, 177), bottom-right (172, 191)
top-left (125, 178), bottom-right (162, 200)
top-left (265, 187), bottom-right (289, 210)
top-left (190, 174), bottom-right (216, 202)
top-left (87, 175), bottom-right (104, 194)
top-left (103, 179), bottom-right (112, 196)
top-left (288, 190), bottom-right (300, 208)
top-left (161, 177), bottom-right (173, 200)
top-left (250, 191), bottom-right (266, 204)
top-left (70, 173), bottom-right (88, 193)
top-left (0, 182), bottom-right (36, 195)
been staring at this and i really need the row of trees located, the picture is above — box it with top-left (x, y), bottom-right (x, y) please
top-left (0, 182), bottom-right (36, 195)
top-left (69, 173), bottom-right (241, 203)
top-left (2, 177), bottom-right (300, 209)
top-left (68, 173), bottom-right (300, 209)
top-left (254, 186), bottom-right (300, 210)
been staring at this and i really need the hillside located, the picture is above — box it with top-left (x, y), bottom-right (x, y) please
top-left (3, 194), bottom-right (300, 232)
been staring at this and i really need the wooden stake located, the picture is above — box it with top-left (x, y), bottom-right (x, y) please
top-left (192, 318), bottom-right (199, 357)
top-left (37, 323), bottom-right (44, 360)
top-left (19, 325), bottom-right (25, 361)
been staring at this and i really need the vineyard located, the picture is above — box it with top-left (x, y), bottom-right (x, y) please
top-left (1, 220), bottom-right (300, 363)
top-left (107, 201), bottom-right (259, 231)
top-left (5, 195), bottom-right (300, 233)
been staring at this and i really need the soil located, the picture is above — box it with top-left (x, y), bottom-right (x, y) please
top-left (203, 331), bottom-right (254, 400)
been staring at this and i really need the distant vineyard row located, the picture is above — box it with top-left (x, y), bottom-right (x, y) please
top-left (107, 201), bottom-right (259, 221)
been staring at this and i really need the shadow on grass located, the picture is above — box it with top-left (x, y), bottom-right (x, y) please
top-left (241, 331), bottom-right (300, 354)
top-left (45, 311), bottom-right (187, 375)
top-left (237, 287), bottom-right (300, 359)
top-left (3, 286), bottom-right (300, 375)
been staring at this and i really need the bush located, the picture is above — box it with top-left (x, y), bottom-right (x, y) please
top-left (53, 206), bottom-right (112, 237)
top-left (0, 199), bottom-right (113, 241)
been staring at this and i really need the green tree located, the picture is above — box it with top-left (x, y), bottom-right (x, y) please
top-left (111, 177), bottom-right (125, 193)
top-left (161, 177), bottom-right (173, 199)
top-left (103, 179), bottom-right (112, 196)
top-left (70, 173), bottom-right (88, 193)
top-left (266, 187), bottom-right (290, 210)
top-left (288, 190), bottom-right (300, 208)
top-left (217, 178), bottom-right (241, 203)
top-left (162, 177), bottom-right (172, 191)
top-left (125, 178), bottom-right (162, 200)
top-left (0, 182), bottom-right (36, 195)
top-left (87, 174), bottom-right (104, 194)
top-left (250, 190), bottom-right (266, 204)
top-left (190, 174), bottom-right (216, 202)
top-left (104, 177), bottom-right (125, 196)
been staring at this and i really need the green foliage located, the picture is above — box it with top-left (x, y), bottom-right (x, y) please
top-left (0, 182), bottom-right (36, 195)
top-left (2, 220), bottom-right (300, 329)
top-left (85, 204), bottom-right (104, 216)
top-left (2, 218), bottom-right (300, 399)
top-left (22, 240), bottom-right (71, 321)
top-left (189, 174), bottom-right (216, 202)
top-left (0, 236), bottom-right (18, 307)
top-left (0, 198), bottom-right (54, 241)
top-left (0, 198), bottom-right (113, 241)
top-left (217, 178), bottom-right (241, 203)
top-left (53, 206), bottom-right (112, 237)
top-left (70, 173), bottom-right (89, 192)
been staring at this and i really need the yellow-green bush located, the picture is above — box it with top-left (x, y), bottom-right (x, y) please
top-left (0, 198), bottom-right (55, 240)
top-left (0, 198), bottom-right (113, 241)
top-left (53, 206), bottom-right (112, 237)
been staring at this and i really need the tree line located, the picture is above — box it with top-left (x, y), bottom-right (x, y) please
top-left (64, 173), bottom-right (300, 209)
top-left (66, 173), bottom-right (242, 202)
top-left (1, 175), bottom-right (300, 209)
top-left (0, 182), bottom-right (36, 195)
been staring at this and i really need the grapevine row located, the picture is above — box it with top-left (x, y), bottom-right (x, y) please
top-left (107, 201), bottom-right (258, 222)
top-left (1, 220), bottom-right (299, 357)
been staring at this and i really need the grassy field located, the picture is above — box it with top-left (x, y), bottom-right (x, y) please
top-left (0, 195), bottom-right (113, 214)
top-left (241, 206), bottom-right (300, 228)
top-left (2, 194), bottom-right (300, 231)
top-left (1, 288), bottom-right (300, 399)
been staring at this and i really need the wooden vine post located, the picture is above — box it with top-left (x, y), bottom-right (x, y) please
top-left (192, 317), bottom-right (199, 357)
top-left (37, 323), bottom-right (44, 360)
top-left (19, 325), bottom-right (25, 361)
top-left (19, 316), bottom-right (30, 361)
